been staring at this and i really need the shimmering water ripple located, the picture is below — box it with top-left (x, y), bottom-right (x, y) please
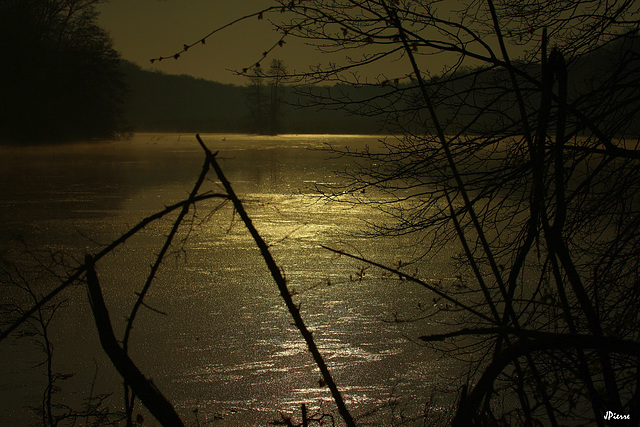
top-left (0, 134), bottom-right (460, 426)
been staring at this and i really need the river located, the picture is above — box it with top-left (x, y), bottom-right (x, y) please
top-left (0, 133), bottom-right (461, 426)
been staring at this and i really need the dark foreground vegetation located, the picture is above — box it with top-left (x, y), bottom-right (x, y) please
top-left (2, 0), bottom-right (640, 426)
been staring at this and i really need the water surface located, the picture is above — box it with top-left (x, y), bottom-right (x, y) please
top-left (0, 133), bottom-right (461, 425)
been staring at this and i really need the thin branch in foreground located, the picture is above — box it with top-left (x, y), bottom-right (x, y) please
top-left (0, 193), bottom-right (225, 343)
top-left (84, 255), bottom-right (184, 427)
top-left (419, 327), bottom-right (640, 350)
top-left (123, 150), bottom-right (213, 352)
top-left (150, 7), bottom-right (281, 64)
top-left (320, 245), bottom-right (493, 323)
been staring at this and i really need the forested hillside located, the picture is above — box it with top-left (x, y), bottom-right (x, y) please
top-left (120, 61), bottom-right (386, 134)
top-left (121, 61), bottom-right (248, 133)
top-left (121, 32), bottom-right (639, 136)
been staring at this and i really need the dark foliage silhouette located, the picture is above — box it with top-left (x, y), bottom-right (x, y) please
top-left (0, 0), bottom-right (127, 143)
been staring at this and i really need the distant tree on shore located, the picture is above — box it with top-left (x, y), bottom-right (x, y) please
top-left (246, 59), bottom-right (287, 135)
top-left (0, 0), bottom-right (127, 143)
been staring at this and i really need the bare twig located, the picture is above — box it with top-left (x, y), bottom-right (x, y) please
top-left (320, 245), bottom-right (493, 323)
top-left (123, 150), bottom-right (213, 351)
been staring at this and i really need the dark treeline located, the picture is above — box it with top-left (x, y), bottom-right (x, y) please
top-left (0, 0), bottom-right (127, 144)
top-left (1, 0), bottom-right (636, 143)
top-left (293, 31), bottom-right (640, 139)
top-left (121, 61), bottom-right (247, 134)
top-left (121, 60), bottom-right (386, 135)
top-left (123, 32), bottom-right (639, 137)
top-left (428, 31), bottom-right (640, 139)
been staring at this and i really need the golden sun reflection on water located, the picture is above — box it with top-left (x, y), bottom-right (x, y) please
top-left (0, 133), bottom-right (460, 426)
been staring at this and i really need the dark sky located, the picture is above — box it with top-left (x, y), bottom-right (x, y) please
top-left (96, 0), bottom-right (431, 86)
top-left (97, 0), bottom-right (282, 84)
top-left (97, 0), bottom-right (375, 86)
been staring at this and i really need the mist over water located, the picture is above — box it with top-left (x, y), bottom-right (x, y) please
top-left (0, 133), bottom-right (461, 425)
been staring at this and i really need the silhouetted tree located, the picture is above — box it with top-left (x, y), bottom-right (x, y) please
top-left (0, 0), bottom-right (127, 143)
top-left (268, 59), bottom-right (287, 134)
top-left (246, 58), bottom-right (288, 134)
top-left (246, 67), bottom-right (268, 134)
